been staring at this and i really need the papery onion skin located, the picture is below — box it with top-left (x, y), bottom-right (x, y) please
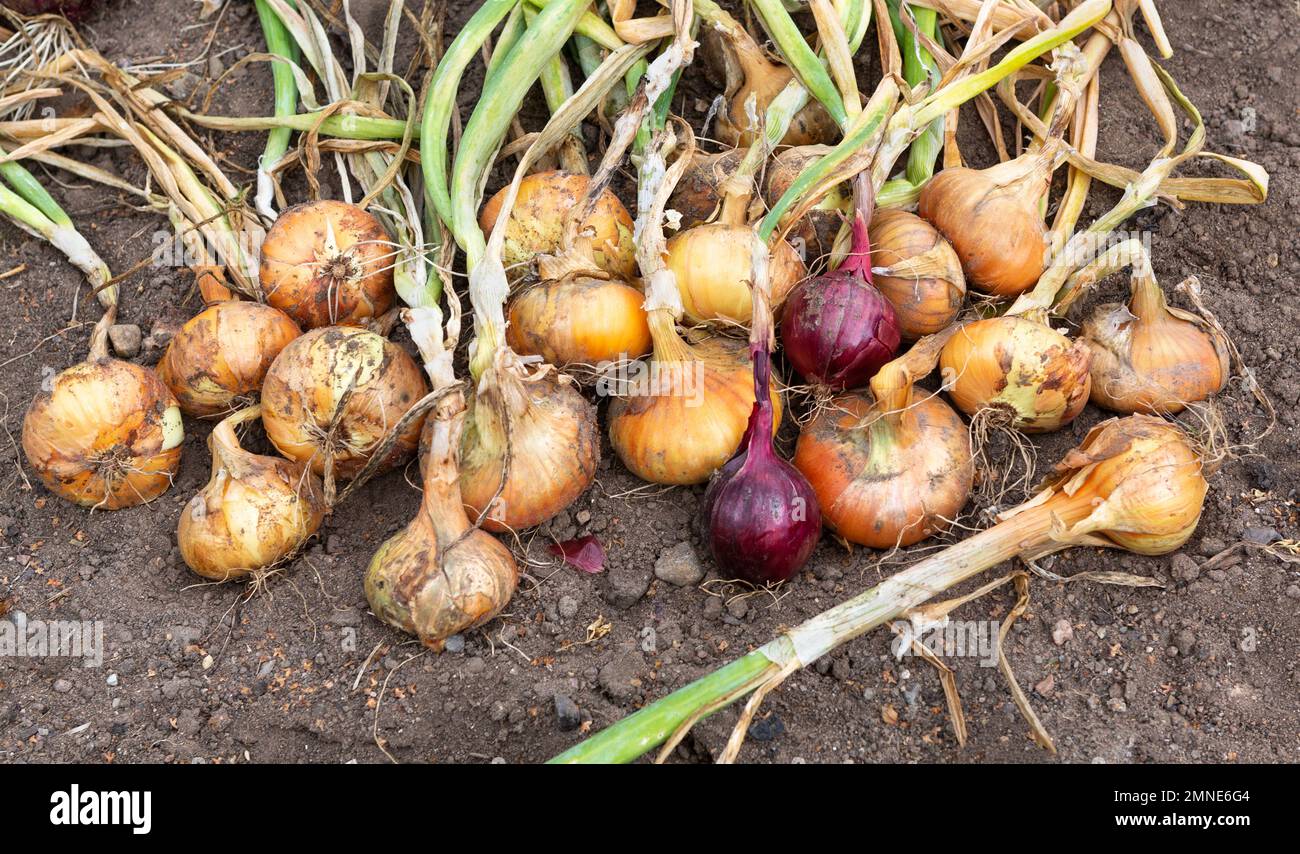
top-left (1082, 302), bottom-right (1228, 416)
top-left (506, 275), bottom-right (651, 368)
top-left (23, 358), bottom-right (183, 510)
top-left (178, 408), bottom-right (326, 581)
top-left (608, 334), bottom-right (782, 486)
top-left (261, 326), bottom-right (426, 479)
top-left (918, 165), bottom-right (1049, 298)
top-left (480, 170), bottom-right (636, 281)
top-left (763, 145), bottom-right (848, 264)
top-left (457, 370), bottom-right (599, 533)
top-left (794, 392), bottom-right (971, 548)
top-left (668, 150), bottom-right (745, 231)
top-left (665, 225), bottom-right (805, 324)
top-left (868, 210), bottom-right (966, 338)
top-left (158, 301), bottom-right (302, 417)
top-left (939, 316), bottom-right (1091, 433)
top-left (260, 200), bottom-right (396, 329)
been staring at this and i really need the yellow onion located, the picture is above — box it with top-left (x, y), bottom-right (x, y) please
top-left (260, 200), bottom-right (397, 329)
top-left (609, 313), bottom-right (782, 485)
top-left (1081, 265), bottom-right (1228, 415)
top-left (457, 352), bottom-right (599, 533)
top-left (918, 156), bottom-right (1051, 298)
top-left (665, 219), bottom-right (805, 325)
top-left (763, 145), bottom-right (850, 264)
top-left (22, 310), bottom-right (183, 509)
top-left (261, 326), bottom-right (426, 481)
top-left (868, 210), bottom-right (966, 338)
top-left (158, 301), bottom-right (302, 417)
top-left (506, 270), bottom-right (651, 369)
top-left (794, 333), bottom-right (972, 548)
top-left (706, 25), bottom-right (837, 148)
top-left (177, 404), bottom-right (325, 581)
top-left (479, 170), bottom-right (635, 282)
top-left (940, 315), bottom-right (1091, 433)
top-left (368, 389), bottom-right (517, 647)
top-left (667, 149), bottom-right (745, 230)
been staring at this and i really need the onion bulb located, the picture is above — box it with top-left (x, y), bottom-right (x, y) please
top-left (367, 389), bottom-right (517, 648)
top-left (763, 145), bottom-right (850, 264)
top-left (177, 405), bottom-right (325, 581)
top-left (702, 266), bottom-right (820, 584)
top-left (457, 352), bottom-right (599, 533)
top-left (506, 273), bottom-right (650, 369)
top-left (260, 200), bottom-right (397, 329)
top-left (609, 313), bottom-right (782, 485)
top-left (781, 204), bottom-right (900, 390)
top-left (1081, 263), bottom-right (1228, 415)
top-left (158, 301), bottom-right (302, 417)
top-left (261, 326), bottom-right (426, 482)
top-left (667, 149), bottom-right (744, 231)
top-left (939, 315), bottom-right (1091, 433)
top-left (22, 308), bottom-right (183, 510)
top-left (868, 210), bottom-right (966, 338)
top-left (918, 155), bottom-right (1051, 298)
top-left (794, 332), bottom-right (972, 548)
top-left (479, 170), bottom-right (635, 282)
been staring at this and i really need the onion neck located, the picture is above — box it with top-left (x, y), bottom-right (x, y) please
top-left (210, 405), bottom-right (262, 478)
top-left (838, 173), bottom-right (874, 281)
top-left (1127, 260), bottom-right (1169, 324)
top-left (421, 388), bottom-right (472, 541)
top-left (87, 302), bottom-right (117, 362)
top-left (648, 308), bottom-right (694, 365)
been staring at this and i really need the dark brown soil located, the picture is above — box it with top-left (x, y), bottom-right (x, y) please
top-left (1, 1), bottom-right (1297, 765)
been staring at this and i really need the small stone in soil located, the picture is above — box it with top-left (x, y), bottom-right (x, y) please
top-left (1034, 674), bottom-right (1055, 697)
top-left (748, 713), bottom-right (784, 742)
top-left (54, 679), bottom-right (73, 694)
top-left (443, 634), bottom-right (465, 654)
top-left (108, 324), bottom-right (142, 358)
top-left (1052, 619), bottom-right (1074, 646)
top-left (1170, 553), bottom-right (1200, 582)
top-left (558, 595), bottom-right (579, 619)
top-left (702, 597), bottom-right (723, 622)
top-left (725, 597), bottom-right (748, 620)
top-left (1173, 629), bottom-right (1196, 657)
top-left (1285, 585), bottom-right (1300, 601)
top-left (1242, 527), bottom-right (1280, 545)
top-left (553, 693), bottom-right (581, 731)
top-left (602, 562), bottom-right (653, 609)
top-left (654, 542), bottom-right (705, 587)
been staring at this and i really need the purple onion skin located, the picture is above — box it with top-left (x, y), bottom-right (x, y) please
top-left (781, 215), bottom-right (901, 390)
top-left (703, 367), bottom-right (822, 585)
top-left (1, 0), bottom-right (98, 19)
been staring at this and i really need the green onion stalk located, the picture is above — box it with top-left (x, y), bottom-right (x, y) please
top-left (0, 147), bottom-right (113, 307)
top-left (876, 0), bottom-right (943, 208)
top-left (526, 4), bottom-right (588, 175)
top-left (253, 0), bottom-right (300, 221)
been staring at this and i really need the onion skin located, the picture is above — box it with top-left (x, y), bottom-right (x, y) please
top-left (763, 145), bottom-right (848, 264)
top-left (158, 301), bottom-right (302, 417)
top-left (260, 200), bottom-right (396, 329)
top-left (918, 162), bottom-right (1049, 298)
top-left (457, 368), bottom-right (599, 533)
top-left (368, 392), bottom-right (518, 647)
top-left (939, 316), bottom-right (1091, 433)
top-left (665, 224), bottom-right (805, 324)
top-left (23, 358), bottom-right (183, 510)
top-left (609, 331), bottom-right (782, 486)
top-left (506, 274), bottom-right (651, 368)
top-left (668, 150), bottom-right (745, 231)
top-left (794, 392), bottom-right (971, 549)
top-left (261, 326), bottom-right (426, 479)
top-left (480, 170), bottom-right (635, 281)
top-left (178, 406), bottom-right (326, 581)
top-left (868, 210), bottom-right (966, 338)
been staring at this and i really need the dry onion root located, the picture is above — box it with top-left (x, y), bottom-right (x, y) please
top-left (259, 200), bottom-right (397, 329)
top-left (260, 326), bottom-right (426, 484)
top-left (158, 300), bottom-right (302, 417)
top-left (177, 404), bottom-right (326, 581)
top-left (22, 306), bottom-right (184, 510)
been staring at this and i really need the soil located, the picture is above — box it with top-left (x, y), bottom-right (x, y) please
top-left (1, 0), bottom-right (1297, 765)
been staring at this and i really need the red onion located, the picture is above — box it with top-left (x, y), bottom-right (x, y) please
top-left (780, 180), bottom-right (900, 390)
top-left (703, 273), bottom-right (821, 585)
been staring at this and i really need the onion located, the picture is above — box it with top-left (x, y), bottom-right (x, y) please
top-left (667, 149), bottom-right (744, 231)
top-left (868, 210), bottom-right (966, 338)
top-left (260, 200), bottom-right (397, 329)
top-left (609, 312), bottom-right (782, 485)
top-left (367, 388), bottom-right (517, 648)
top-left (763, 145), bottom-right (849, 264)
top-left (506, 272), bottom-right (650, 368)
top-left (177, 404), bottom-right (326, 581)
top-left (939, 315), bottom-right (1091, 432)
top-left (457, 352), bottom-right (599, 533)
top-left (22, 307), bottom-right (183, 510)
top-left (780, 202), bottom-right (901, 390)
top-left (1081, 261), bottom-right (1228, 415)
top-left (158, 300), bottom-right (302, 417)
top-left (702, 264), bottom-right (820, 584)
top-left (260, 326), bottom-right (426, 483)
top-left (794, 332), bottom-right (972, 548)
top-left (917, 156), bottom-right (1051, 298)
top-left (479, 170), bottom-right (635, 282)
top-left (666, 223), bottom-right (804, 324)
